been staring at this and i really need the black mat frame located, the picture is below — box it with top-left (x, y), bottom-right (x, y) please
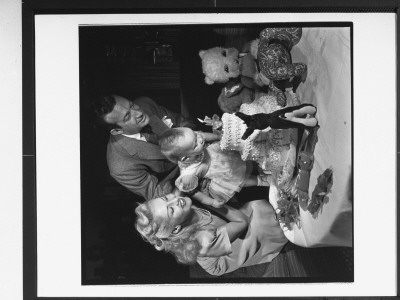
top-left (22, 0), bottom-right (399, 299)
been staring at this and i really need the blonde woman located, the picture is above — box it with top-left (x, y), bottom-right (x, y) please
top-left (135, 193), bottom-right (288, 276)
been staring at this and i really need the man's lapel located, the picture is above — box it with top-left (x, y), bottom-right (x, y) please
top-left (113, 114), bottom-right (172, 160)
top-left (115, 134), bottom-right (166, 160)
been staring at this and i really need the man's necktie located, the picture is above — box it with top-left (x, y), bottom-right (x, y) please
top-left (141, 125), bottom-right (159, 145)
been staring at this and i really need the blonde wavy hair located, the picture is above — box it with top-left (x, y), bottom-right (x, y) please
top-left (134, 201), bottom-right (202, 265)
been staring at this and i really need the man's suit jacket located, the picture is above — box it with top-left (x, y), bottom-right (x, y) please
top-left (106, 96), bottom-right (195, 201)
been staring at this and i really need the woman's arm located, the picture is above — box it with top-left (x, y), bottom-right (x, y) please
top-left (206, 204), bottom-right (249, 242)
top-left (192, 191), bottom-right (224, 208)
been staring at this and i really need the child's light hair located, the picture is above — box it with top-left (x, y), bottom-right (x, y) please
top-left (159, 128), bottom-right (188, 163)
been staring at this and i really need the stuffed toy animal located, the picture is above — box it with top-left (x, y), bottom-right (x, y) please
top-left (256, 27), bottom-right (307, 106)
top-left (199, 27), bottom-right (307, 107)
top-left (217, 79), bottom-right (256, 113)
top-left (199, 41), bottom-right (263, 89)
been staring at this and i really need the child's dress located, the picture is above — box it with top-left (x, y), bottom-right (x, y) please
top-left (220, 92), bottom-right (299, 187)
top-left (175, 141), bottom-right (252, 205)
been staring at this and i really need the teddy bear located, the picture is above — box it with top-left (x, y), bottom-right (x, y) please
top-left (198, 41), bottom-right (263, 90)
top-left (199, 41), bottom-right (267, 113)
top-left (199, 27), bottom-right (307, 107)
top-left (217, 78), bottom-right (256, 113)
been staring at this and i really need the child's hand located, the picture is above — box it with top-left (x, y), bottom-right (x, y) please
top-left (175, 175), bottom-right (199, 194)
top-left (198, 177), bottom-right (212, 197)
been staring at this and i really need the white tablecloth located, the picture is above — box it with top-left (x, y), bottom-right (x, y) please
top-left (269, 27), bottom-right (352, 248)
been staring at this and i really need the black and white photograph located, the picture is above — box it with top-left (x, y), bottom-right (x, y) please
top-left (18, 7), bottom-right (396, 299)
top-left (79, 24), bottom-right (353, 284)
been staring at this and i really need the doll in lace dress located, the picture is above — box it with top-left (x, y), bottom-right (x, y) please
top-left (203, 89), bottom-right (317, 188)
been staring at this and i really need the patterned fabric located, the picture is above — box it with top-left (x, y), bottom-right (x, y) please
top-left (257, 28), bottom-right (307, 106)
top-left (259, 27), bottom-right (302, 50)
top-left (258, 43), bottom-right (306, 80)
top-left (268, 82), bottom-right (287, 107)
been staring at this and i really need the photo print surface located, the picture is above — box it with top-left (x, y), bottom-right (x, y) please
top-left (79, 23), bottom-right (353, 285)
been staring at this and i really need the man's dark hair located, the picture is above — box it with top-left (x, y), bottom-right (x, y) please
top-left (92, 94), bottom-right (120, 130)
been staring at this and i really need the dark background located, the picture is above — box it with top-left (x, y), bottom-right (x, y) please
top-left (79, 24), bottom-right (354, 285)
top-left (79, 24), bottom-right (265, 284)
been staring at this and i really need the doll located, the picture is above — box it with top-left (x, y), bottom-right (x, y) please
top-left (235, 103), bottom-right (318, 140)
top-left (200, 89), bottom-right (317, 188)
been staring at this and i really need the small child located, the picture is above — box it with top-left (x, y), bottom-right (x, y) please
top-left (159, 127), bottom-right (270, 208)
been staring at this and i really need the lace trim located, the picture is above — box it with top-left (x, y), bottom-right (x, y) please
top-left (219, 91), bottom-right (301, 175)
top-left (220, 113), bottom-right (245, 151)
top-left (220, 112), bottom-right (285, 172)
top-left (240, 94), bottom-right (280, 115)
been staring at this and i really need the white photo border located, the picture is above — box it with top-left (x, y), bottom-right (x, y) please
top-left (34, 13), bottom-right (396, 297)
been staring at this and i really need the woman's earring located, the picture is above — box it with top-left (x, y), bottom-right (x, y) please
top-left (156, 238), bottom-right (163, 247)
top-left (171, 225), bottom-right (181, 235)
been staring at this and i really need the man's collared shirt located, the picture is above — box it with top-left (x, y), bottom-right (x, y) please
top-left (121, 132), bottom-right (147, 142)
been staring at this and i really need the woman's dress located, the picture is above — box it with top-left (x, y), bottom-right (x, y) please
top-left (195, 200), bottom-right (288, 276)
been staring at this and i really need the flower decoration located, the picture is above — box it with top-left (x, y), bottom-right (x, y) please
top-left (197, 114), bottom-right (223, 131)
top-left (275, 189), bottom-right (300, 228)
top-left (307, 193), bottom-right (325, 214)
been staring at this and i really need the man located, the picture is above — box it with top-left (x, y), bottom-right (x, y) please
top-left (94, 94), bottom-right (197, 201)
